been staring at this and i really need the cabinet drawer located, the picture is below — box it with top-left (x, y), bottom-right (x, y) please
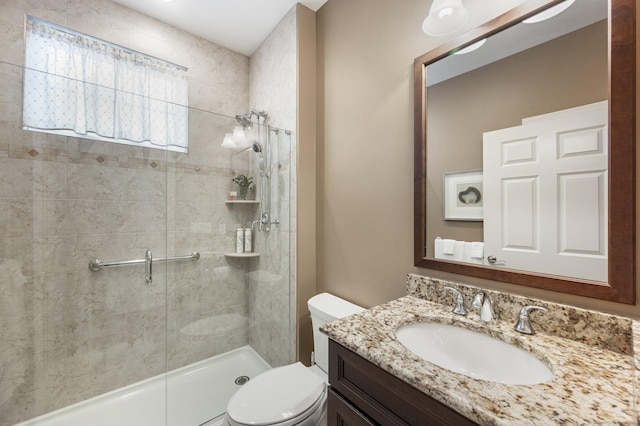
top-left (329, 339), bottom-right (478, 426)
top-left (328, 388), bottom-right (376, 426)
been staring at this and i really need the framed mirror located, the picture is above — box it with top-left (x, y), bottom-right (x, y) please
top-left (414, 0), bottom-right (636, 303)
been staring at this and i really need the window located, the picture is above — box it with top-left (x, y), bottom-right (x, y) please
top-left (23, 16), bottom-right (189, 152)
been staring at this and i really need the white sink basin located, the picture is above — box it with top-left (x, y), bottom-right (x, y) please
top-left (395, 322), bottom-right (553, 385)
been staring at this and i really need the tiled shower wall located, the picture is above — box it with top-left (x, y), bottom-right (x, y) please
top-left (248, 5), bottom-right (298, 368)
top-left (0, 0), bottom-right (280, 424)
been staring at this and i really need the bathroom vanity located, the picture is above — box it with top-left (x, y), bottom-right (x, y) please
top-left (322, 275), bottom-right (639, 425)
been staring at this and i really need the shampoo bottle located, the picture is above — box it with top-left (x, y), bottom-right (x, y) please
top-left (235, 228), bottom-right (244, 253)
top-left (244, 228), bottom-right (252, 253)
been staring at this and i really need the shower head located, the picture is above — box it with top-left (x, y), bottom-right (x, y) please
top-left (250, 109), bottom-right (270, 122)
top-left (235, 113), bottom-right (253, 128)
top-left (252, 142), bottom-right (265, 173)
top-left (236, 109), bottom-right (269, 128)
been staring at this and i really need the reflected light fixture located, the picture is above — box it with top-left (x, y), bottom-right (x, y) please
top-left (221, 133), bottom-right (237, 149)
top-left (422, 0), bottom-right (469, 37)
top-left (523, 0), bottom-right (575, 24)
top-left (243, 126), bottom-right (256, 144)
top-left (454, 38), bottom-right (487, 55)
top-left (232, 126), bottom-right (248, 147)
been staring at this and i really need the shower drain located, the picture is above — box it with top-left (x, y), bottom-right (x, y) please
top-left (235, 376), bottom-right (250, 385)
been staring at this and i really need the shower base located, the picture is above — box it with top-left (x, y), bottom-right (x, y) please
top-left (16, 346), bottom-right (271, 426)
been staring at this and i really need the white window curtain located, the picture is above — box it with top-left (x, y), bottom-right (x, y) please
top-left (23, 16), bottom-right (189, 152)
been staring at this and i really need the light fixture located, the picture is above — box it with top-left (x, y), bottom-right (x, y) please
top-left (232, 126), bottom-right (248, 147)
top-left (422, 0), bottom-right (469, 37)
top-left (221, 133), bottom-right (237, 149)
top-left (523, 0), bottom-right (575, 24)
top-left (454, 38), bottom-right (486, 55)
top-left (243, 126), bottom-right (256, 144)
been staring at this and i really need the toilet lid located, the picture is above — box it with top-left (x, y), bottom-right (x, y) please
top-left (227, 362), bottom-right (326, 425)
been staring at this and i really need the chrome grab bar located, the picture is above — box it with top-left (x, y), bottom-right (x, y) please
top-left (89, 251), bottom-right (200, 273)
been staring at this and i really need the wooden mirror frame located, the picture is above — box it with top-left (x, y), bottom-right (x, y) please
top-left (414, 0), bottom-right (636, 303)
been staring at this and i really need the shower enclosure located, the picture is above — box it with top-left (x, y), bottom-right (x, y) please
top-left (0, 57), bottom-right (295, 425)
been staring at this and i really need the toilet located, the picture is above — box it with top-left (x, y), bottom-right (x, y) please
top-left (225, 293), bottom-right (365, 426)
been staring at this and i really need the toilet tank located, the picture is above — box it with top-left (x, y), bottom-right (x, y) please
top-left (307, 293), bottom-right (365, 373)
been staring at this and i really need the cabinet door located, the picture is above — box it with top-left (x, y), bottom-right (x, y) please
top-left (328, 388), bottom-right (376, 426)
top-left (329, 340), bottom-right (478, 426)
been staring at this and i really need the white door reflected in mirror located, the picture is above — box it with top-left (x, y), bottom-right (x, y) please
top-left (483, 101), bottom-right (608, 281)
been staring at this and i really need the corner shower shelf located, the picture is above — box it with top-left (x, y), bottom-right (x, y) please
top-left (225, 200), bottom-right (259, 205)
top-left (225, 252), bottom-right (260, 258)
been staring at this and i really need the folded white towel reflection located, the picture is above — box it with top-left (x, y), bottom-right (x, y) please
top-left (435, 238), bottom-right (464, 261)
top-left (442, 239), bottom-right (455, 254)
top-left (469, 242), bottom-right (484, 259)
top-left (434, 238), bottom-right (445, 259)
top-left (453, 241), bottom-right (464, 261)
top-left (462, 242), bottom-right (484, 264)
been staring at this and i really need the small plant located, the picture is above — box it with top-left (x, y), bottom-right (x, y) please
top-left (232, 174), bottom-right (254, 199)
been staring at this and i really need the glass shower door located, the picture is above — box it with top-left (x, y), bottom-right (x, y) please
top-left (0, 60), bottom-right (173, 425)
top-left (165, 116), bottom-right (294, 425)
top-left (165, 110), bottom-right (260, 425)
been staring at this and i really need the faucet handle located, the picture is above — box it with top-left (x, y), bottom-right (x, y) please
top-left (471, 292), bottom-right (484, 310)
top-left (444, 286), bottom-right (468, 316)
top-left (514, 305), bottom-right (547, 335)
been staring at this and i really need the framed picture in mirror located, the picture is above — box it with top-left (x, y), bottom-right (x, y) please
top-left (443, 170), bottom-right (483, 221)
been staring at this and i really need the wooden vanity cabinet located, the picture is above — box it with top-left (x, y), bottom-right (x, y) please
top-left (327, 339), bottom-right (478, 426)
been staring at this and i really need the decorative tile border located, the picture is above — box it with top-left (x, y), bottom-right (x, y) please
top-left (0, 140), bottom-right (259, 178)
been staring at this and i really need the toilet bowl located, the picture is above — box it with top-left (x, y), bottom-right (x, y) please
top-left (226, 362), bottom-right (326, 426)
top-left (225, 293), bottom-right (364, 426)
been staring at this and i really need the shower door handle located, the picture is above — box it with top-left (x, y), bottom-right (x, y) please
top-left (145, 249), bottom-right (152, 284)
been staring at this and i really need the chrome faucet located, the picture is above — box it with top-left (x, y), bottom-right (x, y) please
top-left (444, 286), bottom-right (468, 316)
top-left (472, 292), bottom-right (495, 322)
top-left (514, 305), bottom-right (547, 335)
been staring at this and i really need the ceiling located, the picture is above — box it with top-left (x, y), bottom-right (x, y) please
top-left (111, 0), bottom-right (328, 56)
top-left (427, 0), bottom-right (606, 86)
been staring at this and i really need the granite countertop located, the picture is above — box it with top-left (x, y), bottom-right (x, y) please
top-left (321, 295), bottom-right (639, 425)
